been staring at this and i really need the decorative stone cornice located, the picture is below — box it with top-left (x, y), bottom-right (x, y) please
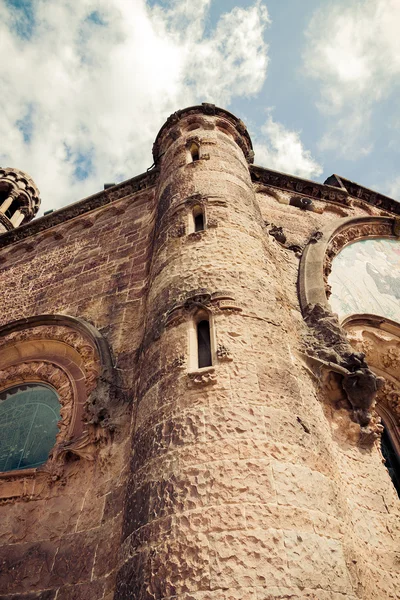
top-left (251, 166), bottom-right (350, 206)
top-left (326, 173), bottom-right (400, 216)
top-left (252, 166), bottom-right (400, 215)
top-left (0, 169), bottom-right (158, 249)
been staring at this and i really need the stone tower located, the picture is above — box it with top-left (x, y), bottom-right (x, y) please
top-left (0, 167), bottom-right (40, 232)
top-left (114, 105), bottom-right (399, 598)
top-left (0, 104), bottom-right (398, 599)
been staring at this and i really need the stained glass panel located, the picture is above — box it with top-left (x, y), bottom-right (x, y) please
top-left (0, 384), bottom-right (60, 471)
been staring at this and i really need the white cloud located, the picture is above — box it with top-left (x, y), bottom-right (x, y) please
top-left (386, 176), bottom-right (400, 201)
top-left (303, 0), bottom-right (400, 156)
top-left (0, 0), bottom-right (270, 212)
top-left (253, 117), bottom-right (322, 179)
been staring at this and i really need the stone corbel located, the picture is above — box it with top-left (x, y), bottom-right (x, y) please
top-left (187, 367), bottom-right (217, 387)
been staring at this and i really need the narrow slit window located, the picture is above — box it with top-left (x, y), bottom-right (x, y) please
top-left (190, 143), bottom-right (200, 162)
top-left (194, 213), bottom-right (204, 232)
top-left (194, 209), bottom-right (205, 232)
top-left (197, 320), bottom-right (212, 368)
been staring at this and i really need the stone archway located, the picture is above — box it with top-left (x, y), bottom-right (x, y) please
top-left (298, 216), bottom-right (400, 440)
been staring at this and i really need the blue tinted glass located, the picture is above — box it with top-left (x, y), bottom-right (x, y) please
top-left (0, 384), bottom-right (60, 471)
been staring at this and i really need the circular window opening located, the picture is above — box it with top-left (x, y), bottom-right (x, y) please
top-left (0, 383), bottom-right (61, 472)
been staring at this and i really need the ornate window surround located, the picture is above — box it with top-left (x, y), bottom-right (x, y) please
top-left (0, 314), bottom-right (113, 499)
top-left (298, 215), bottom-right (397, 311)
top-left (298, 215), bottom-right (400, 446)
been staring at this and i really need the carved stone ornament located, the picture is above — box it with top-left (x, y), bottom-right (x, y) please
top-left (169, 223), bottom-right (186, 239)
top-left (301, 303), bottom-right (385, 441)
top-left (216, 344), bottom-right (233, 361)
top-left (0, 318), bottom-right (111, 494)
top-left (251, 166), bottom-right (349, 207)
top-left (344, 319), bottom-right (400, 423)
top-left (165, 289), bottom-right (242, 327)
top-left (187, 367), bottom-right (217, 387)
top-left (322, 220), bottom-right (393, 287)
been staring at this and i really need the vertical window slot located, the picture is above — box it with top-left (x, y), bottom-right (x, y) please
top-left (194, 213), bottom-right (204, 232)
top-left (190, 142), bottom-right (200, 162)
top-left (197, 319), bottom-right (212, 368)
top-left (193, 206), bottom-right (205, 232)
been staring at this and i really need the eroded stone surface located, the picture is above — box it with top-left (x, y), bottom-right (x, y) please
top-left (0, 105), bottom-right (398, 600)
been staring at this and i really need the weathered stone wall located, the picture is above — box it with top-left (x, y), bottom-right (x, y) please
top-left (255, 190), bottom-right (400, 599)
top-left (0, 105), bottom-right (398, 600)
top-left (113, 110), bottom-right (399, 600)
top-left (0, 189), bottom-right (155, 599)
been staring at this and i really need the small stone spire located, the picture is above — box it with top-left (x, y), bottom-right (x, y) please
top-left (0, 167), bottom-right (40, 233)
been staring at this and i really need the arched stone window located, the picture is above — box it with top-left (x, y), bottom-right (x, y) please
top-left (192, 205), bottom-right (206, 232)
top-left (343, 316), bottom-right (400, 492)
top-left (0, 315), bottom-right (113, 493)
top-left (186, 307), bottom-right (215, 372)
top-left (189, 142), bottom-right (200, 162)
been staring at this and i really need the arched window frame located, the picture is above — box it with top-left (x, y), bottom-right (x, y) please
top-left (185, 137), bottom-right (201, 165)
top-left (0, 315), bottom-right (113, 487)
top-left (344, 315), bottom-right (400, 454)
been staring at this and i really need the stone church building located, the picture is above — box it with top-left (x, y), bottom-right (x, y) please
top-left (0, 104), bottom-right (398, 599)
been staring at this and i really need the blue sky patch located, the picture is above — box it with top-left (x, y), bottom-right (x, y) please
top-left (73, 150), bottom-right (94, 182)
top-left (6, 0), bottom-right (35, 40)
top-left (16, 104), bottom-right (34, 144)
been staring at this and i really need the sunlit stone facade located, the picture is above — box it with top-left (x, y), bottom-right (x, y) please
top-left (0, 104), bottom-right (398, 600)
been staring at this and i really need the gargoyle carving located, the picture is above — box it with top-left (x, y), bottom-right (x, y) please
top-left (303, 303), bottom-right (385, 428)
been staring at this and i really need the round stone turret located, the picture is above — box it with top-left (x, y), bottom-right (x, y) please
top-left (0, 167), bottom-right (40, 233)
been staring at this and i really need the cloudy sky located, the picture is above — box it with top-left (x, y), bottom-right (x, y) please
top-left (1, 0), bottom-right (399, 213)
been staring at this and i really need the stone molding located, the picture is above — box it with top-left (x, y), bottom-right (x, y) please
top-left (298, 216), bottom-right (396, 311)
top-left (187, 367), bottom-right (217, 387)
top-left (252, 166), bottom-right (400, 216)
top-left (251, 166), bottom-right (350, 206)
top-left (165, 289), bottom-right (242, 327)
